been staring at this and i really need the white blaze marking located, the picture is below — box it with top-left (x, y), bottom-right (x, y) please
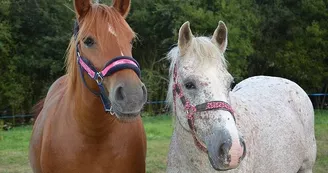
top-left (108, 23), bottom-right (116, 36)
top-left (108, 23), bottom-right (124, 56)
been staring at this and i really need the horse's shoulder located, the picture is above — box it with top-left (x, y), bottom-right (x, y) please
top-left (30, 75), bottom-right (68, 169)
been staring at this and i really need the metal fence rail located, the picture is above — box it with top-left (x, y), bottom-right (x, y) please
top-left (0, 93), bottom-right (327, 120)
top-left (308, 93), bottom-right (327, 109)
top-left (308, 93), bottom-right (328, 96)
top-left (0, 114), bottom-right (34, 119)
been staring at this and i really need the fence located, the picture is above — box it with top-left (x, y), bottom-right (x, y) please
top-left (0, 101), bottom-right (170, 129)
top-left (1, 93), bottom-right (327, 128)
top-left (308, 93), bottom-right (328, 109)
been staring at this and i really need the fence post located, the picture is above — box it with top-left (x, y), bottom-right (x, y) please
top-left (321, 86), bottom-right (327, 109)
top-left (0, 119), bottom-right (3, 141)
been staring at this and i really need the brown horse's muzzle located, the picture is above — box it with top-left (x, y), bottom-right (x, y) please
top-left (110, 81), bottom-right (147, 119)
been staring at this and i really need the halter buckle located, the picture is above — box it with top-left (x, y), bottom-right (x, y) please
top-left (109, 107), bottom-right (115, 116)
top-left (95, 72), bottom-right (104, 85)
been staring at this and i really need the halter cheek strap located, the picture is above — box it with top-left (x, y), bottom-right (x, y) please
top-left (172, 64), bottom-right (235, 153)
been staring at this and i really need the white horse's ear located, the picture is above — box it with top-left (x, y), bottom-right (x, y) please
top-left (178, 21), bottom-right (194, 55)
top-left (211, 21), bottom-right (228, 53)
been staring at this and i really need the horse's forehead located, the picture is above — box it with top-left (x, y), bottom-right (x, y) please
top-left (182, 38), bottom-right (227, 69)
top-left (181, 63), bottom-right (224, 85)
top-left (108, 23), bottom-right (117, 36)
top-left (180, 58), bottom-right (230, 90)
top-left (182, 58), bottom-right (220, 75)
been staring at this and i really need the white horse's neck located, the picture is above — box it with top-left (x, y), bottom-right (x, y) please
top-left (167, 117), bottom-right (215, 173)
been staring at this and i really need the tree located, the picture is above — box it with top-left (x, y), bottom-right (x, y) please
top-left (250, 0), bottom-right (328, 92)
top-left (2, 0), bottom-right (74, 113)
top-left (0, 0), bottom-right (13, 111)
top-left (0, 0), bottom-right (326, 114)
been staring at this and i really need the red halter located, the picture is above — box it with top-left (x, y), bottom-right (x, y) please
top-left (172, 64), bottom-right (235, 153)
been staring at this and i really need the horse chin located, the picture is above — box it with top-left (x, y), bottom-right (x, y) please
top-left (110, 107), bottom-right (141, 122)
top-left (208, 155), bottom-right (235, 171)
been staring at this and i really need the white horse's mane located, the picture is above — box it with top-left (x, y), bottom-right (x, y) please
top-left (166, 36), bottom-right (228, 107)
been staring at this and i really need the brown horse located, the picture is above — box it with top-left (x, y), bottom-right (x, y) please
top-left (29, 0), bottom-right (148, 172)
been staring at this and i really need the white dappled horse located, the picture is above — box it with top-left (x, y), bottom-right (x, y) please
top-left (166, 21), bottom-right (316, 173)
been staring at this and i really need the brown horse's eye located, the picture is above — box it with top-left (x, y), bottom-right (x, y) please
top-left (83, 37), bottom-right (95, 47)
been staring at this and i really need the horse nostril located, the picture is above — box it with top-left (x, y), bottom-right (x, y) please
top-left (115, 86), bottom-right (125, 101)
top-left (218, 142), bottom-right (230, 163)
top-left (240, 139), bottom-right (246, 160)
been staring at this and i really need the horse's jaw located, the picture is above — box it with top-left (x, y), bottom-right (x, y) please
top-left (166, 119), bottom-right (219, 173)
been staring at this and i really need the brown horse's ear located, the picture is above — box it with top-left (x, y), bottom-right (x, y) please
top-left (211, 21), bottom-right (228, 53)
top-left (74, 0), bottom-right (92, 18)
top-left (112, 0), bottom-right (131, 18)
top-left (178, 21), bottom-right (194, 55)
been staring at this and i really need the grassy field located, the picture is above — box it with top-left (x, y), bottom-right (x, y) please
top-left (0, 111), bottom-right (327, 173)
top-left (313, 110), bottom-right (328, 173)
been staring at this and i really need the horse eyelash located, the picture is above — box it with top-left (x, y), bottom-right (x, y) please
top-left (130, 37), bottom-right (137, 45)
top-left (230, 79), bottom-right (235, 89)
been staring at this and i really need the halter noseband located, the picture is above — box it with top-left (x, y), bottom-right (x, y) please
top-left (172, 63), bottom-right (235, 153)
top-left (74, 20), bottom-right (141, 113)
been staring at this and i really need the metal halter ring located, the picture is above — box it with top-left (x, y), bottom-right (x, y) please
top-left (109, 107), bottom-right (115, 116)
top-left (96, 72), bottom-right (104, 85)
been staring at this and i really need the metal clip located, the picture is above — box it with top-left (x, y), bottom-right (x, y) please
top-left (96, 72), bottom-right (104, 84)
top-left (109, 107), bottom-right (115, 116)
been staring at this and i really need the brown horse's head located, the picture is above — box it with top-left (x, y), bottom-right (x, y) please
top-left (68, 0), bottom-right (147, 120)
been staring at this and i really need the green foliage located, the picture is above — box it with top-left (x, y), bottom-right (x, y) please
top-left (0, 0), bottom-right (327, 114)
top-left (249, 0), bottom-right (328, 92)
top-left (0, 0), bottom-right (74, 113)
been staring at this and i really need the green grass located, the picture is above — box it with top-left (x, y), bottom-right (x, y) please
top-left (0, 115), bottom-right (174, 173)
top-left (143, 115), bottom-right (173, 173)
top-left (314, 110), bottom-right (328, 173)
top-left (0, 111), bottom-right (327, 173)
top-left (0, 126), bottom-right (32, 173)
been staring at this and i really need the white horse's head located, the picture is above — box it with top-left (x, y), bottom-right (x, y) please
top-left (167, 21), bottom-right (246, 171)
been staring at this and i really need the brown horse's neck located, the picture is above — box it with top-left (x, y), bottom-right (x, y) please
top-left (68, 71), bottom-right (116, 137)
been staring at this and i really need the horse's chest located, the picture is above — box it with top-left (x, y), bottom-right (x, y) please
top-left (41, 128), bottom-right (145, 173)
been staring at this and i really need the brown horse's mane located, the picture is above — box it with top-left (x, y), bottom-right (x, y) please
top-left (32, 4), bottom-right (135, 120)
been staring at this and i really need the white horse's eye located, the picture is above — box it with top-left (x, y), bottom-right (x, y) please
top-left (185, 82), bottom-right (196, 90)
